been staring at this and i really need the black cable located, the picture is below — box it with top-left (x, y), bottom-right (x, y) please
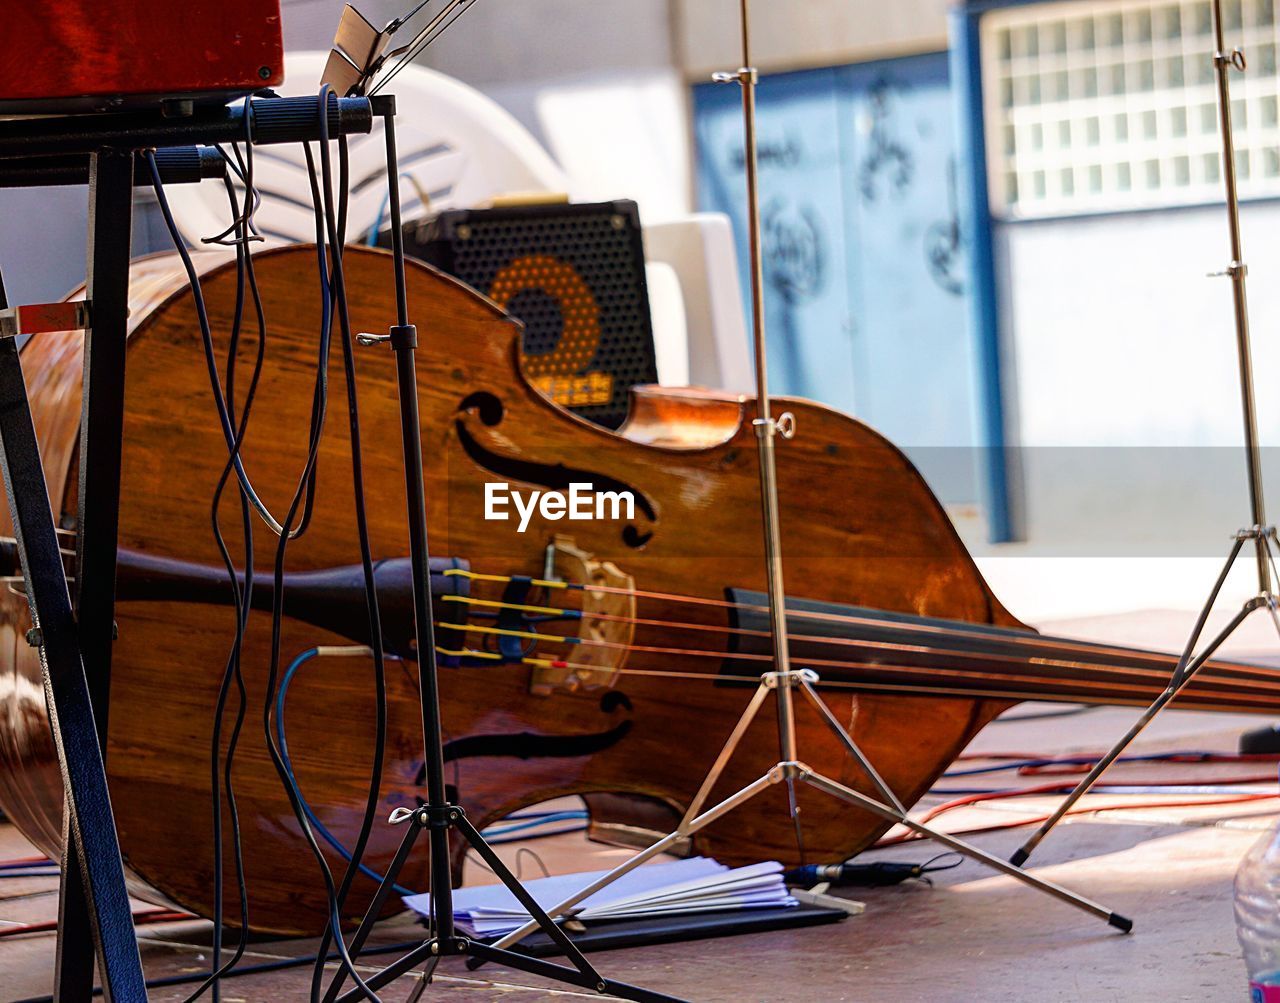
top-left (370, 0), bottom-right (481, 96)
top-left (183, 147), bottom-right (269, 1002)
top-left (235, 86), bottom-right (382, 1003)
top-left (144, 146), bottom-right (307, 541)
top-left (783, 852), bottom-right (964, 888)
top-left (306, 107), bottom-right (393, 1003)
top-left (147, 126), bottom-right (377, 999)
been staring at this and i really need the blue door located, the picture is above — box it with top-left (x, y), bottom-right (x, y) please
top-left (693, 52), bottom-right (978, 504)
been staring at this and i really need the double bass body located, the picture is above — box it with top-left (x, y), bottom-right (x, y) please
top-left (0, 245), bottom-right (1014, 934)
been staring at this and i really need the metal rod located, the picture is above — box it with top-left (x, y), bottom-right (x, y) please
top-left (336, 97), bottom-right (677, 1003)
top-left (0, 146), bottom-right (224, 190)
top-left (0, 271), bottom-right (145, 998)
top-left (0, 94), bottom-right (373, 159)
top-left (679, 679), bottom-right (770, 824)
top-left (1015, 1), bottom-right (1280, 866)
top-left (729, 0), bottom-right (798, 758)
top-left (472, 1), bottom-right (1129, 966)
top-left (321, 811), bottom-right (424, 1003)
top-left (384, 205), bottom-right (456, 954)
top-left (799, 677), bottom-right (905, 814)
top-left (1210, 0), bottom-right (1271, 591)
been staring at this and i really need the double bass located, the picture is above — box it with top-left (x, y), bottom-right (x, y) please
top-left (0, 244), bottom-right (1276, 936)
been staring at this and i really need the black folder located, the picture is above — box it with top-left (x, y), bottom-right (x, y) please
top-left (474, 903), bottom-right (849, 957)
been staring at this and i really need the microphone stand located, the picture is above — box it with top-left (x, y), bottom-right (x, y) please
top-left (317, 94), bottom-right (677, 1003)
top-left (471, 0), bottom-right (1132, 967)
top-left (1011, 0), bottom-right (1280, 868)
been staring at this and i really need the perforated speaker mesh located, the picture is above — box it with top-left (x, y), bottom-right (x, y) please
top-left (399, 200), bottom-right (659, 429)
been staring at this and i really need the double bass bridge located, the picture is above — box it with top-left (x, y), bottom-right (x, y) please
top-left (522, 534), bottom-right (635, 696)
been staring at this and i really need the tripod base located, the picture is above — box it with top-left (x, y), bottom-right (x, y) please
top-left (334, 934), bottom-right (677, 1003)
top-left (476, 670), bottom-right (1131, 967)
top-left (325, 803), bottom-right (684, 1003)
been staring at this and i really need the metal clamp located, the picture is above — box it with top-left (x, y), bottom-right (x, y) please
top-left (751, 413), bottom-right (797, 440)
top-left (0, 300), bottom-right (90, 340)
top-left (762, 667), bottom-right (819, 688)
top-left (1215, 47), bottom-right (1247, 71)
top-left (1208, 260), bottom-right (1248, 278)
top-left (712, 67), bottom-right (758, 86)
top-left (357, 332), bottom-right (391, 347)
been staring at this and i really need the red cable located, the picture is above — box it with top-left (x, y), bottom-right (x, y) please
top-left (0, 908), bottom-right (192, 939)
top-left (954, 751), bottom-right (1280, 764)
top-left (874, 787), bottom-right (1276, 847)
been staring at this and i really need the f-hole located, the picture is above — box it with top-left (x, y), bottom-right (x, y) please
top-left (455, 391), bottom-right (656, 548)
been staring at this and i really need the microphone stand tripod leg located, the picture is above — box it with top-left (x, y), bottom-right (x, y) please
top-left (1011, 587), bottom-right (1256, 868)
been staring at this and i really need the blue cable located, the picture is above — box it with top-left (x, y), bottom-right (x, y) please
top-left (940, 751), bottom-right (1224, 778)
top-left (365, 172), bottom-right (426, 247)
top-left (487, 826), bottom-right (586, 846)
top-left (482, 811), bottom-right (588, 838)
top-left (276, 651), bottom-right (591, 897)
top-left (276, 648), bottom-right (417, 897)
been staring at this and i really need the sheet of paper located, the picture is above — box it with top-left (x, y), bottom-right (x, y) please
top-left (403, 856), bottom-right (797, 937)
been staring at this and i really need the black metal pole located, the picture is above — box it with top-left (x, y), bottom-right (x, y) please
top-left (0, 292), bottom-right (144, 1002)
top-left (373, 94), bottom-right (457, 943)
top-left (0, 92), bottom-right (375, 1003)
top-left (51, 147), bottom-right (136, 1002)
top-left (0, 146), bottom-right (225, 189)
top-left (0, 94), bottom-right (372, 159)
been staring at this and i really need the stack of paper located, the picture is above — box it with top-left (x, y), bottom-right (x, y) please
top-left (403, 857), bottom-right (797, 938)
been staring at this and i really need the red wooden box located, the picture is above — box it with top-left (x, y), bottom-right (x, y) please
top-left (0, 0), bottom-right (285, 112)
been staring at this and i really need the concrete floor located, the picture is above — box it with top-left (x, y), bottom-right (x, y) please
top-left (3, 606), bottom-right (1279, 1002)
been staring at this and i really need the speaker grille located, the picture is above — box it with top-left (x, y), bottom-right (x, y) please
top-left (403, 200), bottom-right (659, 429)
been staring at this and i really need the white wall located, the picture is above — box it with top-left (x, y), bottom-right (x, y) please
top-left (279, 0), bottom-right (692, 222)
top-left (994, 201), bottom-right (1280, 556)
top-left (675, 0), bottom-right (949, 76)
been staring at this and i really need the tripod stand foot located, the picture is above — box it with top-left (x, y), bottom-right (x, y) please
top-left (1009, 848), bottom-right (1029, 868)
top-left (1109, 913), bottom-right (1134, 933)
top-left (1239, 722), bottom-right (1280, 753)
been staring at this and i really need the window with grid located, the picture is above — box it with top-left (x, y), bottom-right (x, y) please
top-left (982, 0), bottom-right (1280, 219)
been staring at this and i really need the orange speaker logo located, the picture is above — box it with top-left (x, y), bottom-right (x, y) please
top-left (488, 254), bottom-right (614, 408)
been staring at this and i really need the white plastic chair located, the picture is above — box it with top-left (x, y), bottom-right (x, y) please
top-left (162, 51), bottom-right (569, 246)
top-left (161, 52), bottom-right (750, 393)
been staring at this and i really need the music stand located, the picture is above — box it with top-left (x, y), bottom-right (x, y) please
top-left (315, 95), bottom-right (677, 1003)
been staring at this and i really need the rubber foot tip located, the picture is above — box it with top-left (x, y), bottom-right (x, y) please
top-left (1009, 848), bottom-right (1029, 868)
top-left (465, 957), bottom-right (484, 971)
top-left (1109, 913), bottom-right (1134, 933)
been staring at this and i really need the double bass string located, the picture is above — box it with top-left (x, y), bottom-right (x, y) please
top-left (464, 570), bottom-right (1268, 675)
top-left (440, 590), bottom-right (1279, 685)
top-left (441, 625), bottom-right (1280, 710)
top-left (517, 657), bottom-right (1280, 711)
top-left (441, 570), bottom-right (1280, 688)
